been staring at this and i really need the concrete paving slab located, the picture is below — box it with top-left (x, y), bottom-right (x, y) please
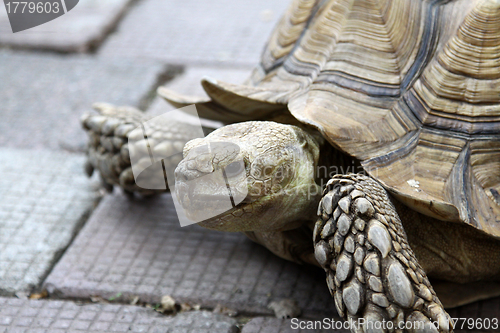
top-left (147, 65), bottom-right (252, 117)
top-left (0, 297), bottom-right (238, 333)
top-left (44, 191), bottom-right (336, 317)
top-left (241, 309), bottom-right (500, 333)
top-left (237, 298), bottom-right (500, 333)
top-left (0, 148), bottom-right (97, 295)
top-left (98, 0), bottom-right (290, 67)
top-left (242, 298), bottom-right (500, 333)
top-left (241, 317), bottom-right (349, 333)
top-left (0, 50), bottom-right (168, 151)
top-left (0, 0), bottom-right (133, 53)
top-left (160, 66), bottom-right (251, 98)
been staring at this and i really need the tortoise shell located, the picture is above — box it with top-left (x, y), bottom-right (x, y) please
top-left (160, 0), bottom-right (500, 237)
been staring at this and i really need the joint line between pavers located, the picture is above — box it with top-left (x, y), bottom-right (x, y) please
top-left (137, 64), bottom-right (185, 111)
top-left (37, 201), bottom-right (101, 296)
top-left (161, 159), bottom-right (169, 190)
top-left (60, 0), bottom-right (68, 13)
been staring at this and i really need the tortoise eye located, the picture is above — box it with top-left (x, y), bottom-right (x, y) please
top-left (224, 161), bottom-right (245, 177)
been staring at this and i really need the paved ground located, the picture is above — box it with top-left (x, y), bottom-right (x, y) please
top-left (0, 0), bottom-right (133, 52)
top-left (0, 149), bottom-right (97, 295)
top-left (0, 297), bottom-right (238, 332)
top-left (43, 192), bottom-right (335, 318)
top-left (0, 50), bottom-right (169, 151)
top-left (240, 317), bottom-right (349, 333)
top-left (98, 0), bottom-right (289, 67)
top-left (1, 0), bottom-right (500, 332)
top-left (146, 66), bottom-right (252, 117)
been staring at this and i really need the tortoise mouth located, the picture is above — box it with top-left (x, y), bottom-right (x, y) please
top-left (186, 197), bottom-right (262, 232)
top-left (175, 180), bottom-right (259, 230)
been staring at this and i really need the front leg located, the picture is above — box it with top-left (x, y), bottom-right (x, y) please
top-left (314, 174), bottom-right (453, 333)
top-left (81, 103), bottom-right (207, 196)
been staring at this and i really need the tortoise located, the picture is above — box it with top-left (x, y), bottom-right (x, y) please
top-left (81, 0), bottom-right (500, 332)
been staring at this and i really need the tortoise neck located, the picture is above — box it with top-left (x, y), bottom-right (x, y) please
top-left (314, 140), bottom-right (362, 189)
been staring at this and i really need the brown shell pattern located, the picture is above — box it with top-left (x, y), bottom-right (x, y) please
top-left (162, 0), bottom-right (500, 237)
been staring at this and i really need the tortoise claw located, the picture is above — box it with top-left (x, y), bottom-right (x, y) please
top-left (100, 175), bottom-right (114, 193)
top-left (84, 160), bottom-right (94, 177)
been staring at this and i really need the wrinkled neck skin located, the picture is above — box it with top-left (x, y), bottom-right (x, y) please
top-left (174, 121), bottom-right (325, 233)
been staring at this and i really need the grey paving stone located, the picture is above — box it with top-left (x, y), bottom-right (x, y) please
top-left (0, 297), bottom-right (238, 333)
top-left (160, 66), bottom-right (251, 99)
top-left (0, 148), bottom-right (97, 294)
top-left (147, 65), bottom-right (252, 117)
top-left (98, 0), bottom-right (290, 67)
top-left (0, 50), bottom-right (168, 151)
top-left (238, 298), bottom-right (500, 333)
top-left (0, 0), bottom-right (133, 52)
top-left (242, 317), bottom-right (349, 333)
top-left (44, 191), bottom-right (336, 317)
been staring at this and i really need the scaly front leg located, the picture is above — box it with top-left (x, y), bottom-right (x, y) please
top-left (81, 103), bottom-right (206, 196)
top-left (314, 174), bottom-right (453, 333)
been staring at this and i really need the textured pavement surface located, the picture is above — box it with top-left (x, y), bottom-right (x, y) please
top-left (2, 0), bottom-right (500, 331)
top-left (0, 50), bottom-right (168, 151)
top-left (241, 317), bottom-right (349, 333)
top-left (147, 65), bottom-right (252, 117)
top-left (98, 0), bottom-right (290, 67)
top-left (159, 66), bottom-right (251, 98)
top-left (44, 191), bottom-right (336, 318)
top-left (0, 297), bottom-right (238, 333)
top-left (0, 148), bottom-right (97, 295)
top-left (0, 0), bottom-right (133, 52)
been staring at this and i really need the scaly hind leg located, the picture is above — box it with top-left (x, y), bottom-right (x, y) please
top-left (314, 174), bottom-right (453, 333)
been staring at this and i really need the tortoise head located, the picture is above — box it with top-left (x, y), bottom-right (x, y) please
top-left (174, 121), bottom-right (322, 232)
